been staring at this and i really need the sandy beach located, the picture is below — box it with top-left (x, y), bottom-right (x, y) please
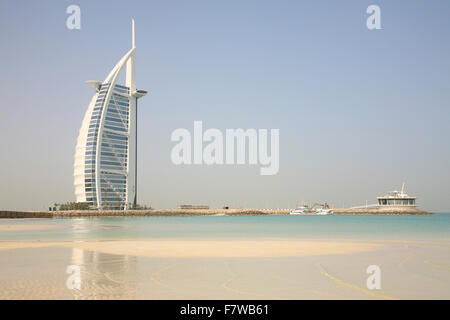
top-left (1, 216), bottom-right (449, 300)
top-left (0, 239), bottom-right (380, 258)
top-left (0, 224), bottom-right (60, 232)
top-left (0, 238), bottom-right (449, 299)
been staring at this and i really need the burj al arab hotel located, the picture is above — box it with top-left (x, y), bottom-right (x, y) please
top-left (74, 20), bottom-right (147, 210)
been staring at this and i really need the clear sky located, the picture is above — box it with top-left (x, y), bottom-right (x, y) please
top-left (0, 0), bottom-right (449, 212)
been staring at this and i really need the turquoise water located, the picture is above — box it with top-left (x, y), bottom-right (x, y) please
top-left (1, 213), bottom-right (449, 241)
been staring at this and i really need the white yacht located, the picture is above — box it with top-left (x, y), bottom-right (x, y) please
top-left (315, 208), bottom-right (333, 215)
top-left (290, 203), bottom-right (333, 215)
top-left (290, 206), bottom-right (310, 215)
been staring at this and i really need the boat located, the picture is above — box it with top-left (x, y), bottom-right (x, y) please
top-left (289, 206), bottom-right (311, 215)
top-left (315, 208), bottom-right (333, 215)
top-left (289, 203), bottom-right (333, 215)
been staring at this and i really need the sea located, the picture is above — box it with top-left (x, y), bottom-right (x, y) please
top-left (1, 213), bottom-right (449, 241)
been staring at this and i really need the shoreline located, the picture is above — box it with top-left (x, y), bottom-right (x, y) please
top-left (0, 207), bottom-right (432, 219)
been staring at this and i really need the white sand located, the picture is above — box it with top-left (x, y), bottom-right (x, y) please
top-left (1, 239), bottom-right (450, 299)
top-left (0, 224), bottom-right (59, 232)
top-left (0, 239), bottom-right (381, 258)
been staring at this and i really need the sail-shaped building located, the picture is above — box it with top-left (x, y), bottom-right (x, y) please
top-left (74, 20), bottom-right (147, 210)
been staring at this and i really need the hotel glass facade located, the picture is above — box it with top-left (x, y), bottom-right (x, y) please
top-left (85, 84), bottom-right (130, 209)
top-left (74, 20), bottom-right (146, 210)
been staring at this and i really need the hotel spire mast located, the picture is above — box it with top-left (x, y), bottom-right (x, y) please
top-left (126, 19), bottom-right (147, 209)
top-left (126, 19), bottom-right (138, 208)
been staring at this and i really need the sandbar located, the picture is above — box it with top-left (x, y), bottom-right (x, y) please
top-left (0, 224), bottom-right (59, 232)
top-left (0, 239), bottom-right (381, 258)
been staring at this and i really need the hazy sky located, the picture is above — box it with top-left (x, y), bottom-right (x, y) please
top-left (0, 0), bottom-right (449, 212)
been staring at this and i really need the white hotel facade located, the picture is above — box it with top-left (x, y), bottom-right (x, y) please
top-left (74, 20), bottom-right (147, 210)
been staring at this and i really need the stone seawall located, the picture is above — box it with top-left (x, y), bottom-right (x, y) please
top-left (0, 207), bottom-right (431, 219)
top-left (0, 209), bottom-right (286, 219)
top-left (0, 211), bottom-right (54, 218)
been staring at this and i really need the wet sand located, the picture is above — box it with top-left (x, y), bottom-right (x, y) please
top-left (0, 238), bottom-right (449, 299)
top-left (0, 239), bottom-right (380, 258)
top-left (0, 224), bottom-right (60, 232)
